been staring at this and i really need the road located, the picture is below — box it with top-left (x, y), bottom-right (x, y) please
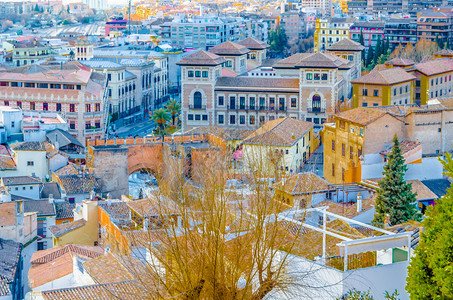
top-left (112, 118), bottom-right (156, 138)
top-left (128, 172), bottom-right (158, 199)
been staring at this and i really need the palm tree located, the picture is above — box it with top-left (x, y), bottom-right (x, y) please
top-left (165, 99), bottom-right (181, 126)
top-left (151, 108), bottom-right (171, 132)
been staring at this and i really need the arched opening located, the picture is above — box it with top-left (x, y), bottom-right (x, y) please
top-left (193, 91), bottom-right (202, 109)
top-left (129, 169), bottom-right (158, 199)
top-left (312, 94), bottom-right (321, 113)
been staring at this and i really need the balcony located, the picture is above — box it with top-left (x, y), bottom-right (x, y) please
top-left (307, 108), bottom-right (326, 114)
top-left (85, 127), bottom-right (103, 134)
top-left (188, 104), bottom-right (206, 110)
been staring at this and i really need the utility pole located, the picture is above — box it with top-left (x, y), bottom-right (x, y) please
top-left (128, 0), bottom-right (132, 34)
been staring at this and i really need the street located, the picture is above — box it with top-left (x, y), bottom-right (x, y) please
top-left (111, 118), bottom-right (156, 138)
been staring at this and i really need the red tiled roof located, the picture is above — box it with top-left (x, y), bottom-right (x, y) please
top-left (243, 117), bottom-right (314, 146)
top-left (295, 52), bottom-right (352, 69)
top-left (49, 219), bottom-right (87, 238)
top-left (337, 107), bottom-right (389, 125)
top-left (327, 38), bottom-right (365, 51)
top-left (351, 67), bottom-right (416, 85)
top-left (177, 50), bottom-right (225, 66)
top-left (209, 41), bottom-right (250, 55)
top-left (415, 58), bottom-right (453, 76)
top-left (30, 244), bottom-right (103, 265)
top-left (277, 173), bottom-right (333, 195)
top-left (387, 57), bottom-right (415, 67)
top-left (237, 37), bottom-right (268, 50)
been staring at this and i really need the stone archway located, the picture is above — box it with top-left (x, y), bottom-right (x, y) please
top-left (127, 144), bottom-right (164, 178)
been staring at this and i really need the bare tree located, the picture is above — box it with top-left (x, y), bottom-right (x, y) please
top-left (104, 139), bottom-right (321, 299)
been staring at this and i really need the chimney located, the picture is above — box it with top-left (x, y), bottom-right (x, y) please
top-left (49, 194), bottom-right (54, 204)
top-left (107, 193), bottom-right (112, 206)
top-left (356, 194), bottom-right (362, 212)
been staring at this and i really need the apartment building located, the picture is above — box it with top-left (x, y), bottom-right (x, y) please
top-left (178, 39), bottom-right (361, 132)
top-left (314, 18), bottom-right (355, 53)
top-left (93, 48), bottom-right (168, 109)
top-left (417, 11), bottom-right (453, 47)
top-left (385, 18), bottom-right (418, 49)
top-left (348, 0), bottom-right (449, 16)
top-left (5, 39), bottom-right (54, 67)
top-left (280, 12), bottom-right (307, 43)
top-left (160, 15), bottom-right (268, 50)
top-left (352, 67), bottom-right (416, 107)
top-left (0, 62), bottom-right (106, 143)
top-left (281, 0), bottom-right (333, 17)
top-left (350, 20), bottom-right (385, 50)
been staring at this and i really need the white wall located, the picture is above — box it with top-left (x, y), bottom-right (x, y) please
top-left (22, 239), bottom-right (38, 297)
top-left (362, 157), bottom-right (443, 181)
top-left (49, 154), bottom-right (68, 173)
top-left (7, 184), bottom-right (41, 200)
top-left (33, 273), bottom-right (76, 292)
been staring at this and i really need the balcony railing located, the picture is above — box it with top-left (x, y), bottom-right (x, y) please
top-left (188, 104), bottom-right (206, 110)
top-left (307, 108), bottom-right (326, 114)
top-left (85, 127), bottom-right (103, 134)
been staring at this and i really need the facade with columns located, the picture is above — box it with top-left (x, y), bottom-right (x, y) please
top-left (178, 39), bottom-right (361, 132)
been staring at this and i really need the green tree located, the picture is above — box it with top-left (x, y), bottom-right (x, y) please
top-left (373, 135), bottom-right (421, 226)
top-left (151, 108), bottom-right (170, 132)
top-left (164, 99), bottom-right (180, 126)
top-left (269, 27), bottom-right (288, 53)
top-left (406, 152), bottom-right (453, 298)
top-left (435, 35), bottom-right (444, 50)
top-left (374, 35), bottom-right (382, 63)
top-left (67, 5), bottom-right (70, 13)
top-left (366, 46), bottom-right (375, 69)
top-left (34, 4), bottom-right (39, 11)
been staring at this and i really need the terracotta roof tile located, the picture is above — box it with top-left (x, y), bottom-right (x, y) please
top-left (272, 53), bottom-right (312, 69)
top-left (58, 174), bottom-right (100, 194)
top-left (351, 67), bottom-right (416, 85)
top-left (23, 200), bottom-right (56, 216)
top-left (277, 173), bottom-right (332, 195)
top-left (127, 197), bottom-right (178, 217)
top-left (387, 57), bottom-right (415, 67)
top-left (295, 52), bottom-right (352, 69)
top-left (327, 38), bottom-right (365, 51)
top-left (237, 37), bottom-right (268, 50)
top-left (336, 107), bottom-right (389, 126)
top-left (54, 164), bottom-right (79, 176)
top-left (415, 58), bottom-right (453, 76)
top-left (11, 141), bottom-right (46, 151)
top-left (83, 253), bottom-right (134, 284)
top-left (29, 252), bottom-right (74, 288)
top-left (41, 281), bottom-right (145, 300)
top-left (177, 50), bottom-right (225, 66)
top-left (1, 176), bottom-right (41, 186)
top-left (0, 239), bottom-right (21, 285)
top-left (31, 245), bottom-right (103, 265)
top-left (209, 41), bottom-right (250, 55)
top-left (49, 219), bottom-right (87, 238)
top-left (408, 180), bottom-right (438, 200)
top-left (243, 117), bottom-right (314, 146)
top-left (55, 201), bottom-right (75, 220)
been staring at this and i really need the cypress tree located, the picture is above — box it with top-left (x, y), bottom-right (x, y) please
top-left (366, 46), bottom-right (374, 69)
top-left (374, 35), bottom-right (382, 63)
top-left (373, 135), bottom-right (421, 226)
top-left (406, 153), bottom-right (453, 298)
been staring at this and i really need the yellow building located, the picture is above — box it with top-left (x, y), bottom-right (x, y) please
top-left (323, 108), bottom-right (405, 184)
top-left (351, 66), bottom-right (416, 108)
top-left (49, 201), bottom-right (99, 247)
top-left (242, 117), bottom-right (316, 177)
top-left (314, 18), bottom-right (354, 53)
top-left (274, 173), bottom-right (334, 208)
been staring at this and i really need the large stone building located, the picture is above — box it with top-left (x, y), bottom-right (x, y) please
top-left (178, 38), bottom-right (362, 132)
top-left (314, 18), bottom-right (355, 53)
top-left (0, 62), bottom-right (106, 143)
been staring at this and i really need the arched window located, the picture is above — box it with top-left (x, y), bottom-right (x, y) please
top-left (312, 95), bottom-right (321, 112)
top-left (193, 92), bottom-right (202, 109)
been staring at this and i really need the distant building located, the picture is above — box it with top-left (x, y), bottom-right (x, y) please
top-left (384, 18), bottom-right (418, 50)
top-left (5, 39), bottom-right (53, 67)
top-left (314, 17), bottom-right (355, 53)
top-left (417, 11), bottom-right (453, 47)
top-left (349, 20), bottom-right (385, 50)
top-left (280, 12), bottom-right (307, 42)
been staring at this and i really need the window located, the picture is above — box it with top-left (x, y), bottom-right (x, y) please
top-left (250, 97), bottom-right (255, 109)
top-left (394, 89), bottom-right (397, 96)
top-left (188, 114), bottom-right (194, 120)
top-left (363, 89), bottom-right (368, 96)
top-left (405, 85), bottom-right (408, 93)
top-left (95, 103), bottom-right (100, 111)
top-left (359, 128), bottom-right (364, 136)
top-left (195, 71), bottom-right (201, 77)
top-left (193, 92), bottom-right (202, 109)
top-left (70, 104), bottom-right (75, 112)
top-left (249, 115), bottom-right (255, 125)
top-left (312, 95), bottom-right (321, 112)
top-left (331, 163), bottom-right (335, 177)
top-left (306, 73), bottom-right (313, 80)
top-left (56, 103), bottom-right (61, 111)
top-left (27, 161), bottom-right (34, 166)
top-left (95, 121), bottom-right (100, 128)
top-left (400, 87), bottom-right (403, 94)
top-left (350, 146), bottom-right (354, 159)
top-left (259, 97), bottom-right (265, 110)
top-left (373, 89), bottom-right (379, 97)
top-left (342, 143), bottom-right (346, 156)
top-left (195, 115), bottom-right (201, 121)
top-left (188, 71), bottom-right (194, 78)
top-left (218, 114), bottom-right (224, 124)
top-left (70, 122), bottom-right (75, 130)
top-left (416, 80), bottom-right (421, 87)
top-left (218, 96), bottom-right (224, 106)
top-left (332, 140), bottom-right (335, 151)
top-left (85, 104), bottom-right (91, 112)
top-left (342, 168), bottom-right (345, 182)
top-left (225, 60), bottom-right (233, 68)
top-left (229, 96), bottom-right (236, 109)
top-left (30, 102), bottom-right (35, 110)
top-left (240, 115), bottom-right (245, 124)
top-left (202, 71), bottom-right (208, 78)
top-left (291, 98), bottom-right (297, 108)
top-left (230, 115), bottom-right (236, 124)
top-left (321, 73), bottom-right (328, 80)
top-left (16, 101), bottom-right (21, 108)
top-left (240, 97), bottom-right (246, 109)
top-left (314, 73), bottom-right (320, 80)
top-left (11, 121), bottom-right (14, 128)
top-left (85, 122), bottom-right (91, 129)
top-left (202, 115), bottom-right (208, 121)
